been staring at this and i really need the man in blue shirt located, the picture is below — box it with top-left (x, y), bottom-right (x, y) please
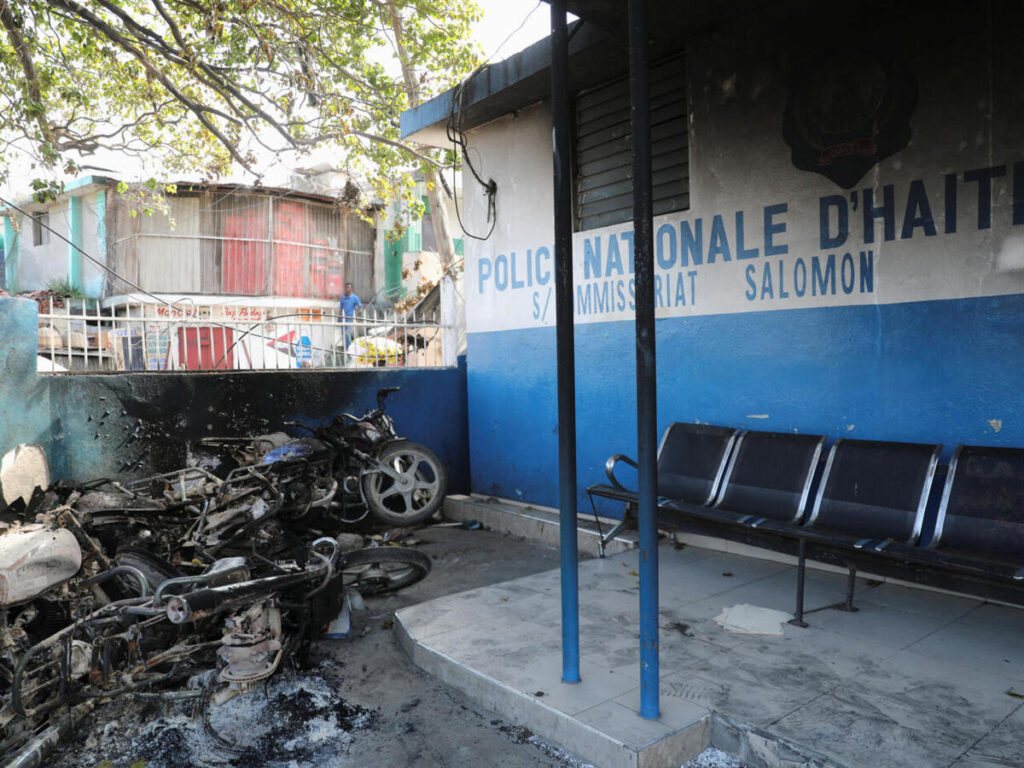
top-left (339, 282), bottom-right (362, 348)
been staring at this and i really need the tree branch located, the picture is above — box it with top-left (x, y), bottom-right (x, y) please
top-left (48, 0), bottom-right (252, 168)
top-left (0, 0), bottom-right (56, 145)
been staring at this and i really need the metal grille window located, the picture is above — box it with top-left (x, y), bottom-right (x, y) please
top-left (32, 212), bottom-right (50, 246)
top-left (574, 54), bottom-right (689, 232)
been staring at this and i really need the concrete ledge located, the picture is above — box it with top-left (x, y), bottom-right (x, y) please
top-left (404, 504), bottom-right (1008, 768)
top-left (395, 614), bottom-right (710, 768)
top-left (443, 494), bottom-right (637, 556)
top-left (710, 714), bottom-right (847, 768)
top-left (396, 599), bottom-right (845, 768)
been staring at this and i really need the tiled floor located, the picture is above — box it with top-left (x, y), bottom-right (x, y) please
top-left (397, 541), bottom-right (1024, 768)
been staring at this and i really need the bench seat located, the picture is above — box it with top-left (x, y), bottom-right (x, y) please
top-left (591, 425), bottom-right (1024, 622)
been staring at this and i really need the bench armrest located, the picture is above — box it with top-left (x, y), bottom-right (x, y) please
top-left (605, 454), bottom-right (639, 490)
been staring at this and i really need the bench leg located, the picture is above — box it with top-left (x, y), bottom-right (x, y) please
top-left (836, 562), bottom-right (859, 612)
top-left (599, 514), bottom-right (635, 554)
top-left (789, 538), bottom-right (809, 628)
top-left (589, 495), bottom-right (635, 558)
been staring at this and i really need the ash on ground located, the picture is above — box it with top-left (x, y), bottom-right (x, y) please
top-left (53, 661), bottom-right (375, 768)
top-left (682, 747), bottom-right (747, 768)
top-left (499, 724), bottom-right (596, 768)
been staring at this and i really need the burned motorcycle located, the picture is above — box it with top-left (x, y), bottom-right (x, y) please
top-left (201, 386), bottom-right (448, 527)
top-left (0, 468), bottom-right (431, 767)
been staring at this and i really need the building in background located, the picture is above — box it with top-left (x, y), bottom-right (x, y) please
top-left (401, 1), bottom-right (1024, 511)
top-left (1, 176), bottom-right (393, 371)
top-left (381, 175), bottom-right (464, 304)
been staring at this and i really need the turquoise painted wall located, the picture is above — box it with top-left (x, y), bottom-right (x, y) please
top-left (0, 299), bottom-right (52, 481)
top-left (67, 195), bottom-right (83, 292)
top-left (3, 216), bottom-right (18, 293)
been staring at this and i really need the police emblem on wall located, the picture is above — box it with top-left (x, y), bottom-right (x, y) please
top-left (783, 48), bottom-right (918, 189)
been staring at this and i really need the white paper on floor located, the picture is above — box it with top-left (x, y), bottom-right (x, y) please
top-left (713, 603), bottom-right (793, 636)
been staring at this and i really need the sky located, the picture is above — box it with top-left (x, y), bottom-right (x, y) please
top-left (473, 0), bottom-right (555, 63)
top-left (0, 1), bottom-right (565, 200)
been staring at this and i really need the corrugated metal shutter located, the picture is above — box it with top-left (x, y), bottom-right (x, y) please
top-left (574, 54), bottom-right (688, 232)
top-left (137, 197), bottom-right (202, 292)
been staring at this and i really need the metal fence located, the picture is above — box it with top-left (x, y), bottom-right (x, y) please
top-left (35, 298), bottom-right (447, 373)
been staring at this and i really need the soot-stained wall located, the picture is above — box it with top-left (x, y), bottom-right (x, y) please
top-left (0, 297), bottom-right (469, 498)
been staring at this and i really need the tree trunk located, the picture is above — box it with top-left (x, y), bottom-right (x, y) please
top-left (424, 167), bottom-right (457, 267)
top-left (386, 1), bottom-right (458, 268)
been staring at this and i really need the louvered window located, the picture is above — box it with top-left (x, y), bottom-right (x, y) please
top-left (574, 54), bottom-right (689, 232)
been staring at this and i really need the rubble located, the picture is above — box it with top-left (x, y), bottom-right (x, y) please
top-left (0, 458), bottom-right (431, 765)
top-left (47, 664), bottom-right (378, 768)
top-left (0, 388), bottom-right (450, 764)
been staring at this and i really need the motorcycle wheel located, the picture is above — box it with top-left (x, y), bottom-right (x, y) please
top-left (360, 442), bottom-right (448, 526)
top-left (340, 547), bottom-right (431, 595)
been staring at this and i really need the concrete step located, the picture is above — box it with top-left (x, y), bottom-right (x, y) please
top-left (442, 494), bottom-right (638, 557)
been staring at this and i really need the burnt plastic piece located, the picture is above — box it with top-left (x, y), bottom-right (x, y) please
top-left (714, 431), bottom-right (825, 523)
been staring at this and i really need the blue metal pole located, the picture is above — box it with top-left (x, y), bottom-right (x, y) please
top-left (550, 0), bottom-right (580, 684)
top-left (629, 0), bottom-right (660, 719)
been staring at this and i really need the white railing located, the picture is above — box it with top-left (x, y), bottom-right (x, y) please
top-left (35, 298), bottom-right (448, 373)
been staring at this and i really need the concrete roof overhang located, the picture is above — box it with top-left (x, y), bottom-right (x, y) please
top-left (399, 0), bottom-right (764, 146)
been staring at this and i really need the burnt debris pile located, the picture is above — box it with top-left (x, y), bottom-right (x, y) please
top-left (0, 459), bottom-right (431, 766)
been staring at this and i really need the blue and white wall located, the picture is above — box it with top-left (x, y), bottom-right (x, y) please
top-left (458, 8), bottom-right (1024, 512)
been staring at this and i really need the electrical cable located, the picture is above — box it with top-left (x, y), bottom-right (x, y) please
top-left (445, 74), bottom-right (496, 242)
top-left (442, 8), bottom-right (587, 243)
top-left (440, 1), bottom-right (552, 242)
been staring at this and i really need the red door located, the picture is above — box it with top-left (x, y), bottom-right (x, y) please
top-left (222, 208), bottom-right (267, 294)
top-left (273, 201), bottom-right (307, 296)
top-left (177, 327), bottom-right (234, 370)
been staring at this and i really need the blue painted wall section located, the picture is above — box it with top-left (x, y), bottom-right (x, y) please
top-left (47, 366), bottom-right (470, 492)
top-left (467, 293), bottom-right (1024, 514)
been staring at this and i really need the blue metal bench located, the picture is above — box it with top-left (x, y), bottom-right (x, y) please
top-left (591, 428), bottom-right (1024, 622)
top-left (586, 422), bottom-right (738, 551)
top-left (850, 444), bottom-right (1024, 594)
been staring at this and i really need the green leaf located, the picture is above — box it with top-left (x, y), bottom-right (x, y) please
top-left (2, 0), bottom-right (481, 260)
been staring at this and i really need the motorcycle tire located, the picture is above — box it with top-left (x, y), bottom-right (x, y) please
top-left (340, 546), bottom-right (431, 595)
top-left (360, 442), bottom-right (448, 526)
top-left (114, 549), bottom-right (185, 597)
